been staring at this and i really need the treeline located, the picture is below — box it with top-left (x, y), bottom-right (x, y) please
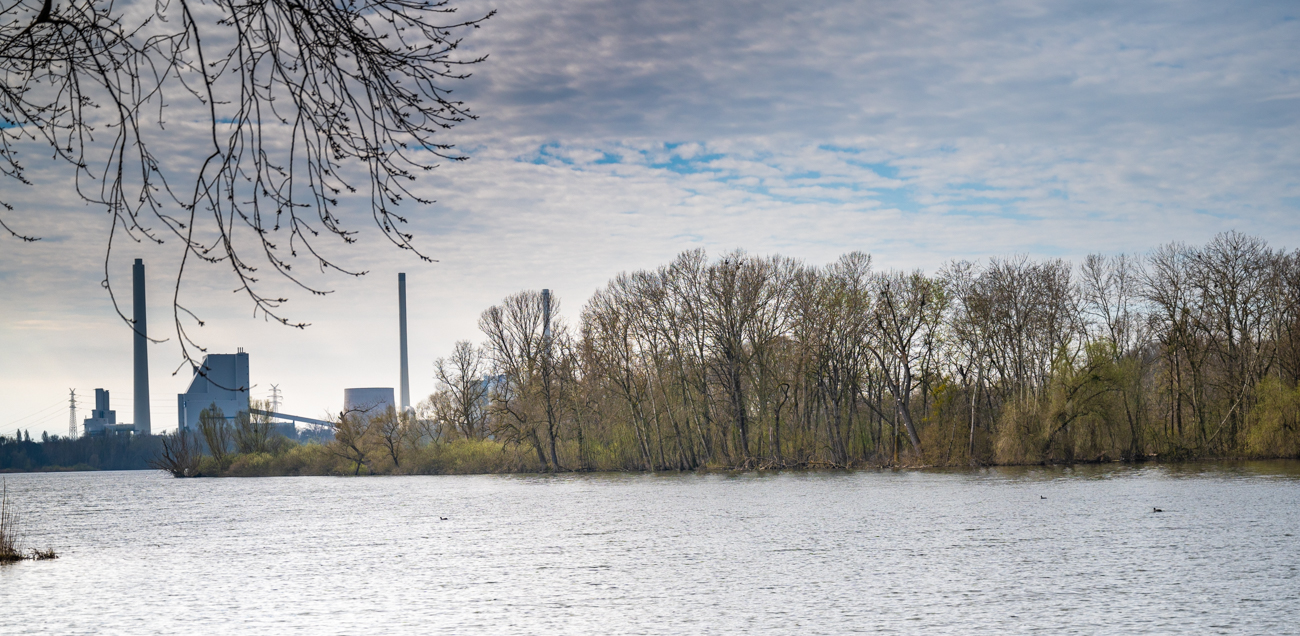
top-left (146, 230), bottom-right (1300, 477)
top-left (416, 230), bottom-right (1300, 470)
top-left (0, 433), bottom-right (161, 472)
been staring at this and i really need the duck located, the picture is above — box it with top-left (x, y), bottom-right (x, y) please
top-left (1152, 507), bottom-right (1163, 513)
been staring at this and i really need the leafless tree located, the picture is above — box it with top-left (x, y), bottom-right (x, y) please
top-left (198, 403), bottom-right (232, 469)
top-left (479, 290), bottom-right (569, 470)
top-left (433, 340), bottom-right (489, 439)
top-left (701, 251), bottom-right (790, 463)
top-left (584, 277), bottom-right (657, 469)
top-left (1143, 242), bottom-right (1203, 442)
top-left (869, 269), bottom-right (944, 456)
top-left (1189, 231), bottom-right (1280, 447)
top-left (1, 0), bottom-right (492, 366)
top-left (150, 428), bottom-right (203, 477)
top-left (372, 407), bottom-right (408, 469)
top-left (330, 406), bottom-right (377, 475)
top-left (233, 401), bottom-right (273, 454)
top-left (1081, 253), bottom-right (1144, 359)
top-left (1276, 252), bottom-right (1300, 386)
top-left (805, 252), bottom-right (873, 464)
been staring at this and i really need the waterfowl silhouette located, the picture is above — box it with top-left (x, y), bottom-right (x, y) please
top-left (440, 516), bottom-right (449, 520)
top-left (1152, 507), bottom-right (1163, 513)
top-left (1040, 496), bottom-right (1047, 499)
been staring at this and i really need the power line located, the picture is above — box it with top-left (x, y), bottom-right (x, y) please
top-left (1, 398), bottom-right (69, 429)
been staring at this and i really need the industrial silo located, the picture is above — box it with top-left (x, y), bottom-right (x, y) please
top-left (343, 387), bottom-right (395, 420)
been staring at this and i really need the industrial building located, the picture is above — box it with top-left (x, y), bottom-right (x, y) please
top-left (82, 389), bottom-right (137, 437)
top-left (343, 388), bottom-right (395, 419)
top-left (76, 260), bottom-right (156, 438)
top-left (165, 272), bottom-right (414, 434)
top-left (177, 350), bottom-right (251, 430)
top-left (331, 273), bottom-right (410, 423)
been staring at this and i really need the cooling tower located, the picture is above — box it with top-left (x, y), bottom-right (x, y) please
top-left (398, 273), bottom-right (410, 412)
top-left (133, 259), bottom-right (152, 435)
top-left (344, 387), bottom-right (395, 421)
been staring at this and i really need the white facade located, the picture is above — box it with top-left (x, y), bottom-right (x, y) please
top-left (343, 388), bottom-right (395, 420)
top-left (178, 352), bottom-right (251, 431)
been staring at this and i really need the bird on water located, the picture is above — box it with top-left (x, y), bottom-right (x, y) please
top-left (1152, 507), bottom-right (1163, 513)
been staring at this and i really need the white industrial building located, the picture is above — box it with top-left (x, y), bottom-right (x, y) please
top-left (178, 351), bottom-right (251, 431)
top-left (343, 387), bottom-right (395, 420)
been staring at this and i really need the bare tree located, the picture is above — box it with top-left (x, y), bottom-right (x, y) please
top-left (479, 290), bottom-right (569, 470)
top-left (869, 270), bottom-right (944, 456)
top-left (1190, 231), bottom-right (1279, 447)
top-left (434, 340), bottom-right (489, 439)
top-left (584, 276), bottom-right (658, 469)
top-left (330, 408), bottom-right (377, 475)
top-left (198, 404), bottom-right (232, 470)
top-left (1081, 253), bottom-right (1144, 360)
top-left (702, 251), bottom-right (784, 462)
top-left (1143, 242), bottom-right (1202, 442)
top-left (233, 401), bottom-right (273, 454)
top-left (1, 0), bottom-right (492, 365)
top-left (150, 429), bottom-right (203, 477)
top-left (372, 407), bottom-right (408, 470)
top-left (941, 259), bottom-right (989, 462)
top-left (804, 252), bottom-right (873, 465)
top-left (479, 292), bottom-right (541, 464)
top-left (1080, 253), bottom-right (1150, 459)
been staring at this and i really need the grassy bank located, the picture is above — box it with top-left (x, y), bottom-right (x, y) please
top-left (153, 434), bottom-right (1300, 478)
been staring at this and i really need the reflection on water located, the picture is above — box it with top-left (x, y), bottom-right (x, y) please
top-left (3, 463), bottom-right (1299, 635)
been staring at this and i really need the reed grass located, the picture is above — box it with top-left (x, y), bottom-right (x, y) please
top-left (1, 479), bottom-right (21, 562)
top-left (0, 479), bottom-right (57, 562)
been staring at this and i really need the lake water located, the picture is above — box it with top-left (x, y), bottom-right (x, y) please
top-left (1, 463), bottom-right (1298, 635)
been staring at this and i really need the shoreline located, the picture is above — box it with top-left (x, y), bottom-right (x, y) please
top-left (4, 450), bottom-right (1298, 477)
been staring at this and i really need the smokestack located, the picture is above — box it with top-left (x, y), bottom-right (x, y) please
top-left (542, 289), bottom-right (552, 340)
top-left (398, 273), bottom-right (410, 412)
top-left (133, 259), bottom-right (152, 435)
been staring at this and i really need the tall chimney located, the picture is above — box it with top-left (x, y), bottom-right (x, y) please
top-left (133, 258), bottom-right (152, 435)
top-left (398, 272), bottom-right (410, 412)
top-left (542, 289), bottom-right (552, 340)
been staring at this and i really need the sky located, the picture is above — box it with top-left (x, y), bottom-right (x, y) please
top-left (1, 0), bottom-right (1298, 438)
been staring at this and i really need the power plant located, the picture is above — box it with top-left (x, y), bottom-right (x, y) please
top-left (77, 264), bottom-right (418, 436)
top-left (82, 389), bottom-right (136, 436)
top-left (340, 272), bottom-right (409, 420)
top-left (83, 259), bottom-right (152, 437)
